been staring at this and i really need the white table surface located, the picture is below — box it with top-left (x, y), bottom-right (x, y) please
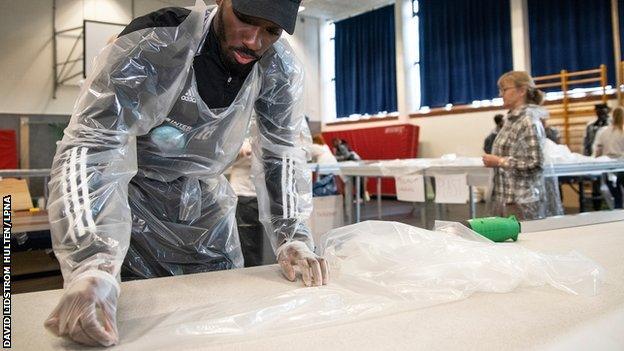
top-left (13, 220), bottom-right (624, 351)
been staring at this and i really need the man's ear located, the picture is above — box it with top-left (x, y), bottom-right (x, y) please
top-left (215, 0), bottom-right (223, 6)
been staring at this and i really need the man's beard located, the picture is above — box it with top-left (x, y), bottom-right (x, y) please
top-left (215, 9), bottom-right (259, 75)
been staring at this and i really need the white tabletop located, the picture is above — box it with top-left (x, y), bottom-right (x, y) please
top-left (13, 220), bottom-right (624, 350)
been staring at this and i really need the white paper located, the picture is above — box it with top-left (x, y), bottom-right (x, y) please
top-left (395, 174), bottom-right (425, 202)
top-left (434, 173), bottom-right (469, 204)
top-left (308, 195), bottom-right (344, 248)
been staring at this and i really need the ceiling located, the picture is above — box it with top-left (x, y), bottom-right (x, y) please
top-left (300, 0), bottom-right (395, 21)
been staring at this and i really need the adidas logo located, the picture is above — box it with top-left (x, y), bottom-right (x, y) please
top-left (180, 88), bottom-right (196, 103)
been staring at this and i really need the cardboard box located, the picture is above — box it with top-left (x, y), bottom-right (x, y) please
top-left (308, 195), bottom-right (344, 247)
top-left (0, 178), bottom-right (33, 211)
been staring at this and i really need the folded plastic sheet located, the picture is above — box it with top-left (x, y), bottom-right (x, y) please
top-left (543, 139), bottom-right (614, 164)
top-left (367, 155), bottom-right (484, 177)
top-left (117, 221), bottom-right (603, 348)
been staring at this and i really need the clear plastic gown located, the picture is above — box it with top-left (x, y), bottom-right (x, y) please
top-left (526, 105), bottom-right (564, 218)
top-left (47, 1), bottom-right (312, 286)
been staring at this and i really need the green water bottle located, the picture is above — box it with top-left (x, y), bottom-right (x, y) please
top-left (467, 216), bottom-right (521, 242)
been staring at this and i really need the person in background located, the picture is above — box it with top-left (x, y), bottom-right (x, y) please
top-left (332, 138), bottom-right (361, 161)
top-left (593, 107), bottom-right (624, 208)
top-left (541, 115), bottom-right (561, 144)
top-left (230, 139), bottom-right (264, 266)
top-left (482, 71), bottom-right (546, 220)
top-left (583, 103), bottom-right (612, 210)
top-left (331, 138), bottom-right (368, 200)
top-left (310, 134), bottom-right (338, 164)
top-left (483, 114), bottom-right (504, 154)
top-left (584, 104), bottom-right (611, 156)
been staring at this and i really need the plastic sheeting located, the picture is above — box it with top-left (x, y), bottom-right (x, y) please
top-left (117, 220), bottom-right (603, 348)
top-left (543, 139), bottom-right (614, 165)
top-left (367, 155), bottom-right (483, 177)
top-left (527, 105), bottom-right (564, 218)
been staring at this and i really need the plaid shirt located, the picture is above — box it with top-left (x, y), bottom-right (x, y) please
top-left (491, 105), bottom-right (544, 204)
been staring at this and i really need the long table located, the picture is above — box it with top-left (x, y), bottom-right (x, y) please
top-left (12, 216), bottom-right (624, 350)
top-left (6, 160), bottom-right (624, 229)
top-left (316, 159), bottom-right (624, 223)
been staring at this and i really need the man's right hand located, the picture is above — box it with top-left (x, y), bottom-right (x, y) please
top-left (44, 274), bottom-right (120, 347)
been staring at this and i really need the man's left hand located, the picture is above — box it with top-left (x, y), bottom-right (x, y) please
top-left (276, 241), bottom-right (329, 287)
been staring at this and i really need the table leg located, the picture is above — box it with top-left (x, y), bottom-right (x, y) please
top-left (579, 177), bottom-right (585, 213)
top-left (344, 176), bottom-right (353, 224)
top-left (377, 177), bottom-right (382, 219)
top-left (356, 176), bottom-right (361, 223)
top-left (469, 185), bottom-right (476, 219)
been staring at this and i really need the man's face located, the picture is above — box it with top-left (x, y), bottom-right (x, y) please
top-left (215, 0), bottom-right (283, 72)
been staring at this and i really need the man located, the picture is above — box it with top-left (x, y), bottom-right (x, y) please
top-left (483, 114), bottom-right (504, 154)
top-left (584, 104), bottom-right (611, 156)
top-left (583, 103), bottom-right (611, 210)
top-left (44, 0), bottom-right (328, 347)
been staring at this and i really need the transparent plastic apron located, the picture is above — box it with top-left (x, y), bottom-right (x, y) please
top-left (122, 9), bottom-right (262, 279)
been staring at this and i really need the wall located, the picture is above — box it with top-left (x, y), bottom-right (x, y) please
top-left (323, 108), bottom-right (505, 158)
top-left (324, 97), bottom-right (621, 158)
top-left (0, 0), bottom-right (321, 121)
top-left (283, 16), bottom-right (322, 123)
top-left (409, 110), bottom-right (504, 157)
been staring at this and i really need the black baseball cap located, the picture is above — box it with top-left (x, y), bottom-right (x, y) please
top-left (231, 0), bottom-right (302, 35)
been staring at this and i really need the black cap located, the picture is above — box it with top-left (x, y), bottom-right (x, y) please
top-left (595, 103), bottom-right (612, 112)
top-left (231, 0), bottom-right (302, 35)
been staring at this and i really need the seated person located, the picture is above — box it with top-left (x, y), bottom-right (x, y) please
top-left (332, 138), bottom-right (361, 161)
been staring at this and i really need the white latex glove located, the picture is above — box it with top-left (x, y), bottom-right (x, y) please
top-left (44, 273), bottom-right (120, 347)
top-left (276, 241), bottom-right (330, 287)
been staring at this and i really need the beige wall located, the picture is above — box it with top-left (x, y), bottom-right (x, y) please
top-left (0, 0), bottom-right (320, 120)
top-left (283, 16), bottom-right (322, 123)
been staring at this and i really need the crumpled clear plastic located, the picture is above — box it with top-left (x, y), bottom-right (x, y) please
top-left (366, 156), bottom-right (484, 177)
top-left (116, 220), bottom-right (603, 349)
top-left (543, 138), bottom-right (614, 164)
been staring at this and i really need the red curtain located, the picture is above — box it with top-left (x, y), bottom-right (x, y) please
top-left (0, 130), bottom-right (18, 169)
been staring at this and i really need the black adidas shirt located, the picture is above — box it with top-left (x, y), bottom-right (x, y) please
top-left (119, 7), bottom-right (252, 109)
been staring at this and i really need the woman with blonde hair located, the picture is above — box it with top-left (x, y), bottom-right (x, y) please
top-left (482, 71), bottom-right (548, 220)
top-left (593, 106), bottom-right (624, 208)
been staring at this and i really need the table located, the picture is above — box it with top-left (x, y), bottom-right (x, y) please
top-left (12, 210), bottom-right (50, 234)
top-left (0, 168), bottom-right (52, 204)
top-left (316, 159), bottom-right (624, 223)
top-left (12, 218), bottom-right (624, 350)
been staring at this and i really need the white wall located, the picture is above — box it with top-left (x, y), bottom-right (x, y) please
top-left (283, 16), bottom-right (322, 122)
top-left (0, 0), bottom-right (320, 121)
top-left (409, 110), bottom-right (505, 157)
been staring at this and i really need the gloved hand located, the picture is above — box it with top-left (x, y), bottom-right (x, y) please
top-left (276, 241), bottom-right (329, 287)
top-left (44, 273), bottom-right (120, 347)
